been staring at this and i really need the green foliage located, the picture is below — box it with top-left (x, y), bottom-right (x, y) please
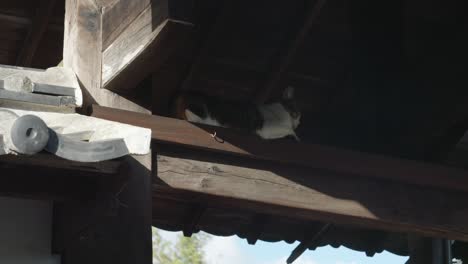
top-left (152, 228), bottom-right (173, 264)
top-left (152, 227), bottom-right (209, 264)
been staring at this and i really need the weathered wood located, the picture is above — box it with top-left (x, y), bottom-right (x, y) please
top-left (98, 0), bottom-right (151, 51)
top-left (91, 105), bottom-right (468, 193)
top-left (155, 149), bottom-right (468, 241)
top-left (103, 18), bottom-right (194, 94)
top-left (63, 0), bottom-right (148, 112)
top-left (65, 0), bottom-right (194, 101)
top-left (256, 0), bottom-right (327, 103)
top-left (16, 0), bottom-right (56, 67)
top-left (101, 0), bottom-right (169, 88)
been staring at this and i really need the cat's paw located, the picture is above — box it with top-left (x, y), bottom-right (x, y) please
top-left (185, 109), bottom-right (201, 122)
top-left (292, 132), bottom-right (300, 142)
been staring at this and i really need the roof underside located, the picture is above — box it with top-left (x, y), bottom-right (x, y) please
top-left (1, 0), bottom-right (468, 258)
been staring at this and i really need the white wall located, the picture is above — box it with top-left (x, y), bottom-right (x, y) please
top-left (0, 197), bottom-right (60, 264)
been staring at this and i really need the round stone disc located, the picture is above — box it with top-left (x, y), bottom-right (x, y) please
top-left (10, 115), bottom-right (50, 155)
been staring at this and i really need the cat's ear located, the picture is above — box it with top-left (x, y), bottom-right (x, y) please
top-left (283, 86), bottom-right (295, 100)
top-left (185, 109), bottom-right (201, 122)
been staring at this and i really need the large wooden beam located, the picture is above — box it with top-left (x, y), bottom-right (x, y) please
top-left (63, 0), bottom-right (186, 112)
top-left (155, 148), bottom-right (468, 241)
top-left (0, 153), bottom-right (121, 174)
top-left (90, 105), bottom-right (468, 193)
top-left (98, 0), bottom-right (151, 51)
top-left (103, 19), bottom-right (194, 94)
top-left (63, 1), bottom-right (154, 263)
top-left (64, 0), bottom-right (194, 106)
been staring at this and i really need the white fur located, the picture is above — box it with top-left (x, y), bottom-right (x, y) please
top-left (185, 103), bottom-right (300, 141)
top-left (185, 109), bottom-right (224, 127)
top-left (256, 103), bottom-right (300, 141)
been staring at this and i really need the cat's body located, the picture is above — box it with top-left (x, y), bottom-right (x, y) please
top-left (174, 87), bottom-right (301, 140)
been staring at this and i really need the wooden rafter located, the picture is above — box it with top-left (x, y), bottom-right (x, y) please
top-left (287, 224), bottom-right (331, 264)
top-left (256, 0), bottom-right (327, 103)
top-left (16, 0), bottom-right (57, 67)
top-left (90, 105), bottom-right (468, 193)
top-left (154, 147), bottom-right (468, 242)
top-left (178, 0), bottom-right (232, 92)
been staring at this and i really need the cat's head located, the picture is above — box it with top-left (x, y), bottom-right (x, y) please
top-left (282, 86), bottom-right (301, 129)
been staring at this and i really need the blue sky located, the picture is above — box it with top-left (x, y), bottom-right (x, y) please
top-left (157, 229), bottom-right (409, 264)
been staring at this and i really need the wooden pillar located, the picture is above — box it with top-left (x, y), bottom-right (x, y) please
top-left (407, 236), bottom-right (452, 264)
top-left (53, 154), bottom-right (152, 264)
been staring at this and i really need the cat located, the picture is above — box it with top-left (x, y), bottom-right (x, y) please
top-left (173, 86), bottom-right (301, 141)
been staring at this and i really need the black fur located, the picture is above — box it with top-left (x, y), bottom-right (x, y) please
top-left (186, 94), bottom-right (264, 132)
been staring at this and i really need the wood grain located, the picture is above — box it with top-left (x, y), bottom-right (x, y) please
top-left (103, 18), bottom-right (194, 94)
top-left (64, 0), bottom-right (148, 112)
top-left (155, 150), bottom-right (468, 241)
top-left (101, 0), bottom-right (169, 87)
top-left (91, 105), bottom-right (468, 193)
top-left (99, 0), bottom-right (152, 50)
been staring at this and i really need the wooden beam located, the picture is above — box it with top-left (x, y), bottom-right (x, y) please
top-left (90, 105), bottom-right (468, 193)
top-left (100, 0), bottom-right (170, 88)
top-left (0, 159), bottom-right (103, 201)
top-left (65, 0), bottom-right (195, 97)
top-left (98, 0), bottom-right (152, 51)
top-left (182, 205), bottom-right (205, 237)
top-left (63, 2), bottom-right (154, 263)
top-left (102, 18), bottom-right (194, 94)
top-left (155, 148), bottom-right (468, 241)
top-left (64, 0), bottom-right (149, 112)
top-left (16, 0), bottom-right (57, 67)
top-left (0, 153), bottom-right (121, 174)
top-left (256, 0), bottom-right (327, 103)
top-left (178, 0), bottom-right (232, 92)
top-left (287, 224), bottom-right (331, 264)
top-left (245, 214), bottom-right (269, 245)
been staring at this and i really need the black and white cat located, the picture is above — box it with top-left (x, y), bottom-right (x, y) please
top-left (175, 86), bottom-right (301, 141)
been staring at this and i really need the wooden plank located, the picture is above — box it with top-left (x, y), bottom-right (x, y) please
top-left (63, 0), bottom-right (148, 112)
top-left (155, 149), bottom-right (468, 241)
top-left (102, 17), bottom-right (194, 94)
top-left (101, 0), bottom-right (169, 87)
top-left (90, 105), bottom-right (468, 193)
top-left (16, 0), bottom-right (56, 67)
top-left (256, 0), bottom-right (327, 103)
top-left (99, 0), bottom-right (151, 51)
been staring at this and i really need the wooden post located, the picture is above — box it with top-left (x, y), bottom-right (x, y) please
top-left (53, 154), bottom-right (152, 264)
top-left (63, 1), bottom-right (156, 262)
top-left (63, 0), bottom-right (194, 108)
